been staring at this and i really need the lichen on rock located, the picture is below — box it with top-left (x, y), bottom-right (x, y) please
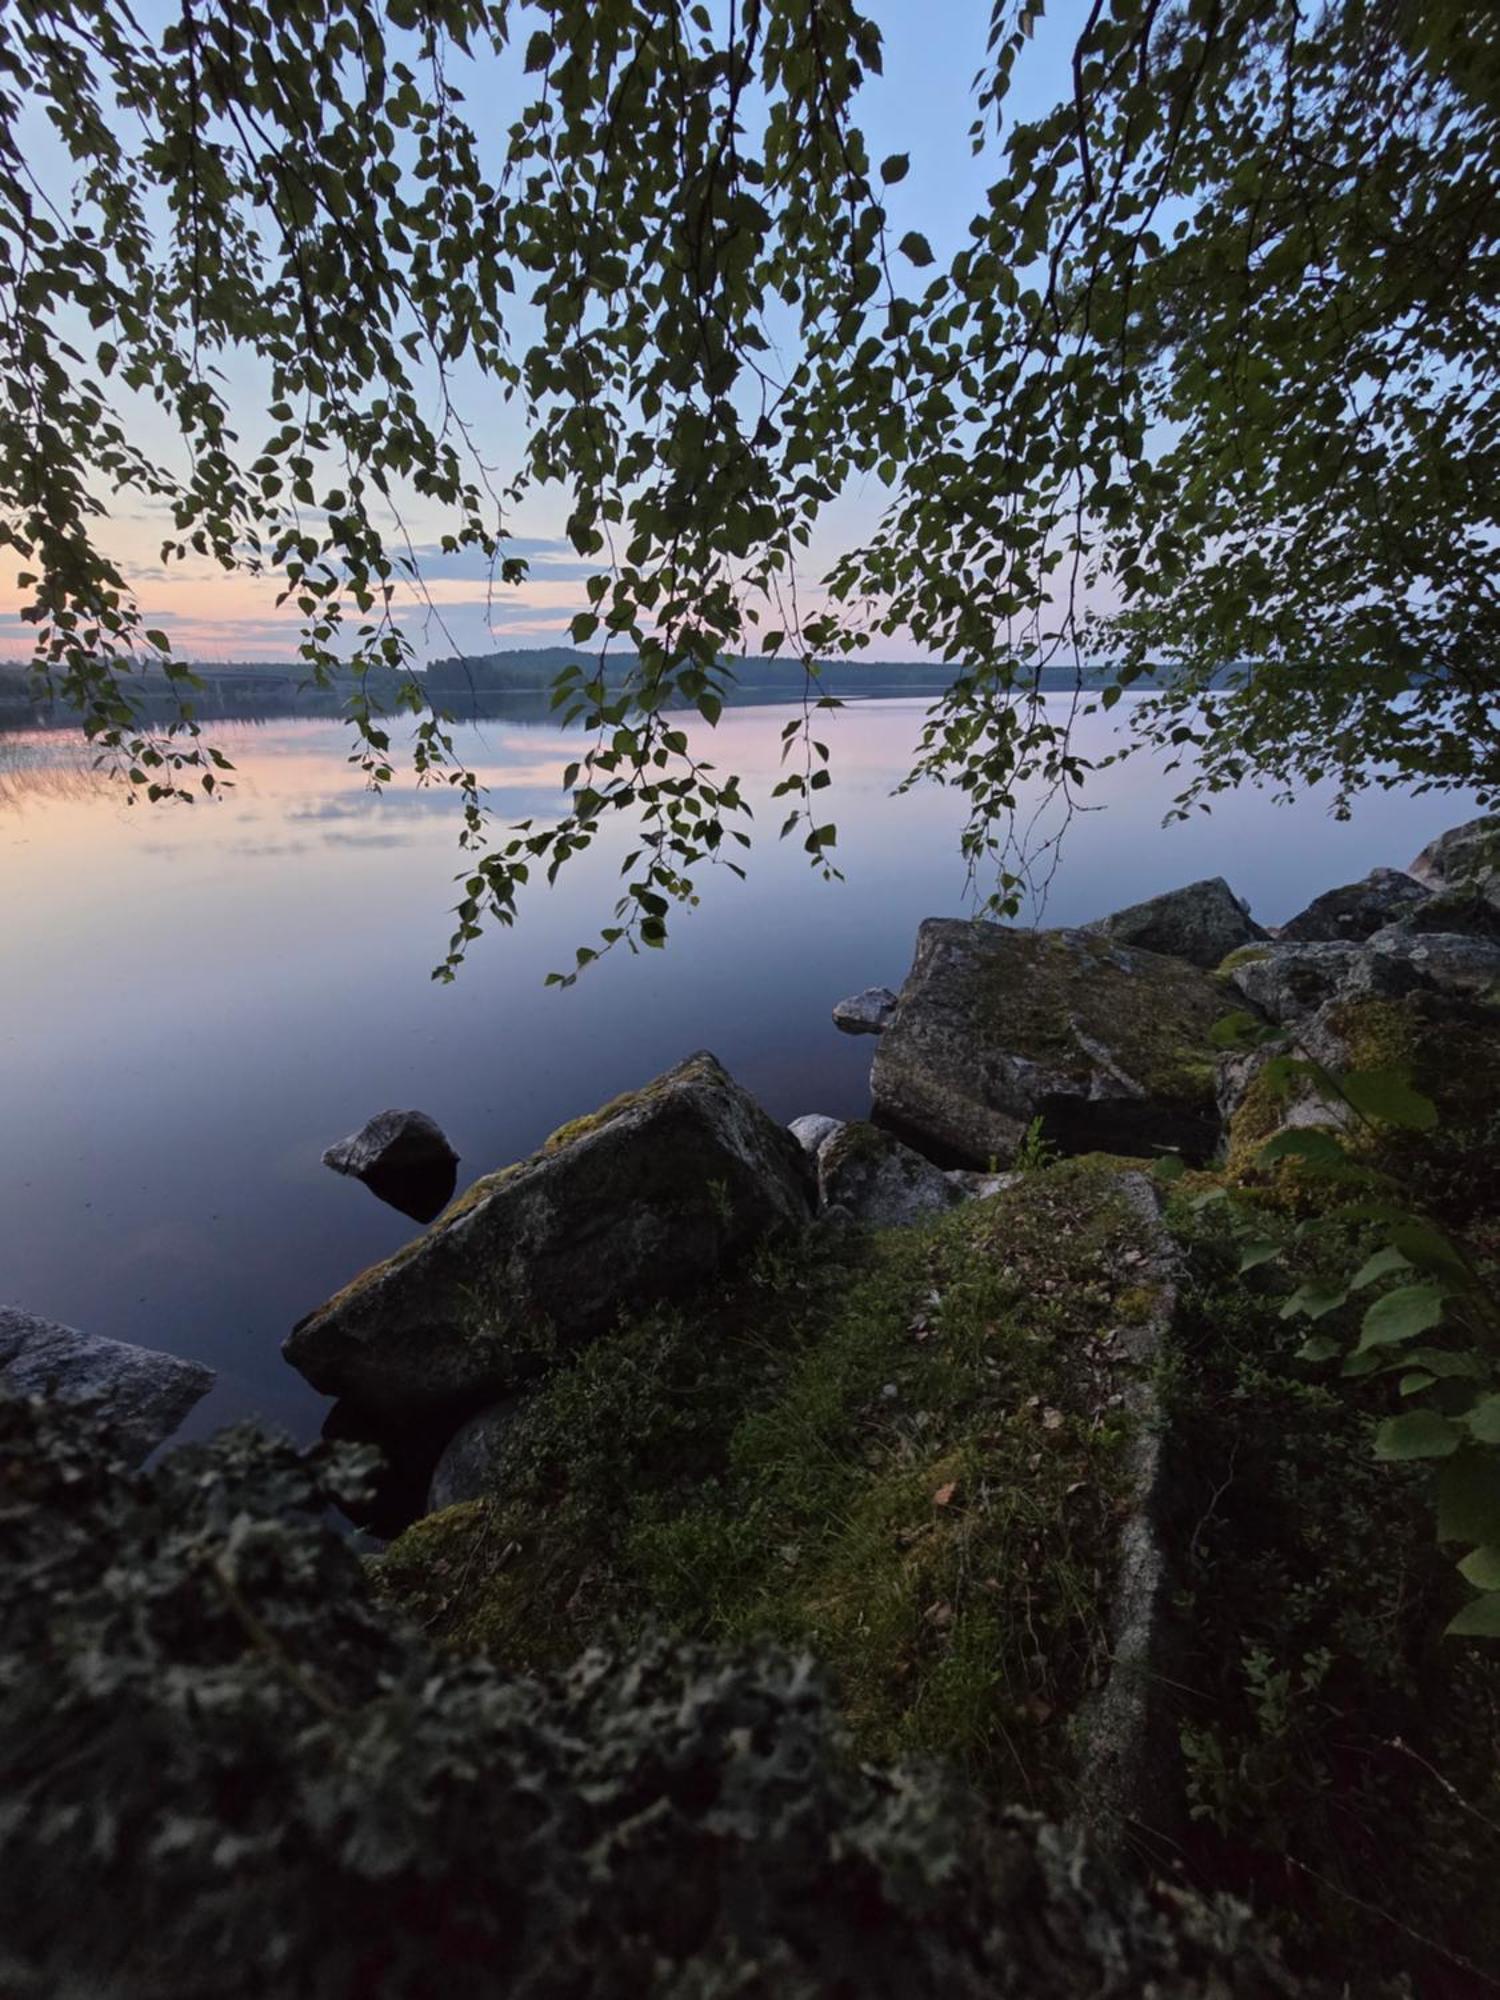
top-left (871, 920), bottom-right (1226, 1168)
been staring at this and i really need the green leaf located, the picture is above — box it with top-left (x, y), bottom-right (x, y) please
top-left (1151, 1153), bottom-right (1185, 1183)
top-left (1279, 1281), bottom-right (1347, 1321)
top-left (898, 231), bottom-right (934, 267)
top-left (1236, 1239), bottom-right (1282, 1273)
top-left (1349, 1245), bottom-right (1411, 1290)
top-left (1457, 1546), bottom-right (1500, 1590)
top-left (1338, 1068), bottom-right (1438, 1131)
top-left (1398, 1371), bottom-right (1436, 1395)
top-left (1356, 1283), bottom-right (1447, 1351)
top-left (1445, 1593), bottom-right (1500, 1639)
top-left (1465, 1396), bottom-right (1500, 1445)
top-left (880, 154), bottom-right (910, 184)
top-left (1373, 1410), bottom-right (1460, 1461)
top-left (1258, 1128), bottom-right (1348, 1170)
top-left (1438, 1449), bottom-right (1500, 1544)
top-left (524, 29), bottom-right (554, 71)
top-left (1296, 1334), bottom-right (1341, 1363)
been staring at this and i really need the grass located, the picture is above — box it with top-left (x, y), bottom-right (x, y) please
top-left (377, 1161), bottom-right (1158, 1810)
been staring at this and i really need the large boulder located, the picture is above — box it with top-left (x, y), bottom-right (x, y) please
top-left (816, 1121), bottom-right (964, 1227)
top-left (1409, 812), bottom-right (1500, 895)
top-left (1276, 867), bottom-right (1427, 943)
top-left (870, 922), bottom-right (1227, 1168)
top-left (1081, 877), bottom-right (1265, 968)
top-left (0, 1306), bottom-right (212, 1464)
top-left (1226, 931), bottom-right (1500, 1026)
top-left (285, 1052), bottom-right (814, 1425)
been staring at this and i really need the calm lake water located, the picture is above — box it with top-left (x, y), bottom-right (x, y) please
top-left (0, 697), bottom-right (1478, 1441)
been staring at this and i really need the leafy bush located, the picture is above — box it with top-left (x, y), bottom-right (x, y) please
top-left (0, 1393), bottom-right (1300, 1998)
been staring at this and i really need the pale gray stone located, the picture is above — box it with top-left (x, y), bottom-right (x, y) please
top-left (788, 1113), bottom-right (845, 1156)
top-left (816, 1122), bottom-right (964, 1228)
top-left (0, 1306), bottom-right (213, 1464)
top-left (831, 986), bottom-right (899, 1034)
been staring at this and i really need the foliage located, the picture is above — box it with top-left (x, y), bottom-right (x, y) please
top-left (1164, 1196), bottom-right (1500, 1989)
top-left (0, 1388), bottom-right (1311, 1998)
top-left (4, 0), bottom-right (1496, 970)
top-left (1161, 1003), bottom-right (1500, 1636)
top-left (377, 1167), bottom-right (1150, 1804)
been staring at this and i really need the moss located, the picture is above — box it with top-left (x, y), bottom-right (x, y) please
top-left (376, 1164), bottom-right (1152, 1809)
top-left (1215, 943), bottom-right (1274, 979)
top-left (542, 1054), bottom-right (721, 1154)
top-left (968, 930), bottom-right (1221, 1110)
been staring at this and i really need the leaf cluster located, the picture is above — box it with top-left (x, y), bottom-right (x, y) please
top-left (0, 1389), bottom-right (1299, 1998)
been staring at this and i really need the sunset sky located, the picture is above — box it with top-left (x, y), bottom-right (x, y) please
top-left (3, 1), bottom-right (1087, 664)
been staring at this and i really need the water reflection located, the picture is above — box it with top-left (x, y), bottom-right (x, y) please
top-left (0, 698), bottom-right (1481, 1445)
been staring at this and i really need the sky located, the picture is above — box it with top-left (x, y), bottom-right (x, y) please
top-left (2, 0), bottom-right (1090, 664)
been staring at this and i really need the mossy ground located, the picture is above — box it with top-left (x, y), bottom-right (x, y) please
top-left (377, 1163), bottom-right (1155, 1809)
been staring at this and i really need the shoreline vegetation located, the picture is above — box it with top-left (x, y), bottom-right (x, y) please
top-left (7, 815), bottom-right (1498, 1992)
top-left (0, 649), bottom-right (1218, 729)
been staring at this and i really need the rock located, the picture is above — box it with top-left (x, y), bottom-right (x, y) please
top-left (816, 1122), bottom-right (964, 1228)
top-left (945, 1168), bottom-right (1019, 1201)
top-left (1276, 867), bottom-right (1427, 943)
top-left (1409, 812), bottom-right (1500, 894)
top-left (1071, 1173), bottom-right (1184, 1858)
top-left (285, 1052), bottom-right (814, 1425)
top-left (1376, 882), bottom-right (1500, 943)
top-left (1226, 931), bottom-right (1500, 1025)
top-left (323, 1109), bottom-right (460, 1224)
top-left (0, 1306), bottom-right (212, 1464)
top-left (870, 921), bottom-right (1226, 1168)
top-left (831, 986), bottom-right (898, 1034)
top-left (1082, 877), bottom-right (1265, 969)
top-left (427, 1398), bottom-right (525, 1512)
top-left (788, 1113), bottom-right (845, 1156)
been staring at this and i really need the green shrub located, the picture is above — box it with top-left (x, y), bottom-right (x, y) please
top-left (0, 1392), bottom-right (1297, 1999)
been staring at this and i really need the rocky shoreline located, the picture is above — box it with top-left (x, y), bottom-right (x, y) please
top-left (5, 809), bottom-right (1498, 1986)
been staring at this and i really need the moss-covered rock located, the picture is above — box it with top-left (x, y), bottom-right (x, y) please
top-left (1275, 868), bottom-right (1427, 944)
top-left (1080, 875), bottom-right (1266, 967)
top-left (1409, 811), bottom-right (1500, 897)
top-left (284, 1052), bottom-right (813, 1425)
top-left (375, 1163), bottom-right (1172, 1814)
top-left (870, 920), bottom-right (1226, 1168)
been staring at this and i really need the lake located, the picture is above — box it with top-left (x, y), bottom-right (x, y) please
top-left (0, 696), bottom-right (1477, 1442)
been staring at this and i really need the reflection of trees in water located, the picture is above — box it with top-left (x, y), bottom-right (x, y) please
top-left (0, 736), bottom-right (119, 813)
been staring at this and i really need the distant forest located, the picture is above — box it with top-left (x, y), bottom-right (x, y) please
top-left (0, 648), bottom-right (1126, 724)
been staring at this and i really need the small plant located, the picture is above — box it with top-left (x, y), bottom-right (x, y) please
top-left (1013, 1116), bottom-right (1059, 1174)
top-left (1161, 1010), bottom-right (1500, 1638)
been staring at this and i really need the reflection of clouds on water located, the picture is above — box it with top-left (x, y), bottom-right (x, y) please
top-left (320, 830), bottom-right (410, 850)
